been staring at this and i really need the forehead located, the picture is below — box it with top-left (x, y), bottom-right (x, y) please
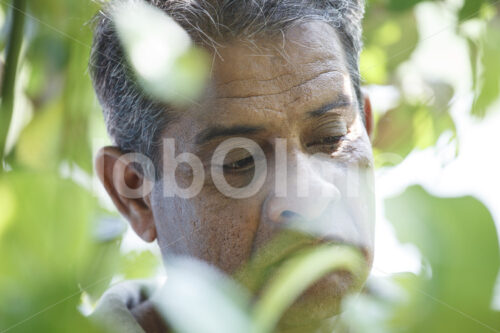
top-left (179, 22), bottom-right (355, 136)
top-left (214, 22), bottom-right (346, 90)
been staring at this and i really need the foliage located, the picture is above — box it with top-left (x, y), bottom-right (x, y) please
top-left (0, 171), bottom-right (117, 332)
top-left (0, 0), bottom-right (499, 332)
top-left (384, 186), bottom-right (500, 332)
top-left (340, 186), bottom-right (500, 333)
top-left (151, 236), bottom-right (367, 333)
top-left (112, 0), bottom-right (210, 105)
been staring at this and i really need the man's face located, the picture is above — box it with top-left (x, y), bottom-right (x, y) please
top-left (131, 21), bottom-right (373, 324)
top-left (146, 21), bottom-right (375, 323)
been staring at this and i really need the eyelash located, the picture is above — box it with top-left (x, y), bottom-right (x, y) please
top-left (223, 156), bottom-right (254, 172)
top-left (221, 135), bottom-right (345, 172)
top-left (306, 135), bottom-right (345, 148)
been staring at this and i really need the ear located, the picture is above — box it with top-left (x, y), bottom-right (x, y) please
top-left (95, 146), bottom-right (157, 242)
top-left (363, 93), bottom-right (373, 138)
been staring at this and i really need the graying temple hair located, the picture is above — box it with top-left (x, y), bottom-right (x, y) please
top-left (89, 0), bottom-right (365, 174)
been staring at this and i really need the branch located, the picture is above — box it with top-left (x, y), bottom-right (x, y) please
top-left (0, 0), bottom-right (27, 171)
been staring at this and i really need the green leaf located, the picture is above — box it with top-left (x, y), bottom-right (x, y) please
top-left (120, 250), bottom-right (160, 280)
top-left (387, 0), bottom-right (428, 12)
top-left (252, 245), bottom-right (367, 333)
top-left (15, 103), bottom-right (63, 170)
top-left (385, 186), bottom-right (500, 332)
top-left (373, 98), bottom-right (455, 165)
top-left (155, 257), bottom-right (253, 333)
top-left (472, 24), bottom-right (500, 117)
top-left (373, 105), bottom-right (415, 162)
top-left (459, 0), bottom-right (484, 22)
top-left (362, 9), bottom-right (419, 84)
top-left (0, 171), bottom-right (117, 332)
top-left (235, 231), bottom-right (318, 294)
top-left (112, 0), bottom-right (210, 106)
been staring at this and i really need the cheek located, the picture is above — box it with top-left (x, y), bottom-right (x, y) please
top-left (170, 191), bottom-right (264, 274)
top-left (152, 195), bottom-right (195, 257)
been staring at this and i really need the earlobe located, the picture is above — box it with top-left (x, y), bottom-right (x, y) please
top-left (363, 93), bottom-right (373, 139)
top-left (95, 146), bottom-right (157, 243)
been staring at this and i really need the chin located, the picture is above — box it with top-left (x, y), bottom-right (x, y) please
top-left (277, 270), bottom-right (358, 329)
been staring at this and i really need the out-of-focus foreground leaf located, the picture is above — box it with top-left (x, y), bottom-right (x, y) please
top-left (120, 250), bottom-right (161, 280)
top-left (154, 257), bottom-right (253, 333)
top-left (342, 187), bottom-right (500, 333)
top-left (112, 0), bottom-right (210, 106)
top-left (0, 172), bottom-right (120, 332)
top-left (458, 0), bottom-right (499, 22)
top-left (252, 245), bottom-right (367, 333)
top-left (470, 22), bottom-right (500, 117)
top-left (384, 186), bottom-right (500, 332)
top-left (153, 240), bottom-right (368, 333)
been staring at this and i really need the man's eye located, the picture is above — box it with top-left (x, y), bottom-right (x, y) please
top-left (223, 156), bottom-right (255, 172)
top-left (321, 135), bottom-right (344, 145)
top-left (307, 135), bottom-right (345, 148)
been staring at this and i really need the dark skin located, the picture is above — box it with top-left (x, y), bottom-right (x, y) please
top-left (96, 22), bottom-right (374, 332)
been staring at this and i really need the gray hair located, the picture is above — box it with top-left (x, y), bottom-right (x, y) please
top-left (89, 0), bottom-right (365, 176)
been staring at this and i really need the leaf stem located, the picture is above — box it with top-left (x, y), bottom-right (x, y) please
top-left (0, 0), bottom-right (27, 171)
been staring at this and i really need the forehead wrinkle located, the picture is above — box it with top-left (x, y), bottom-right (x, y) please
top-left (213, 32), bottom-right (346, 100)
top-left (215, 61), bottom-right (343, 100)
top-left (216, 69), bottom-right (345, 101)
top-left (195, 102), bottom-right (287, 135)
top-left (216, 55), bottom-right (338, 85)
top-left (192, 22), bottom-right (354, 138)
top-left (217, 71), bottom-right (293, 89)
top-left (202, 69), bottom-right (351, 133)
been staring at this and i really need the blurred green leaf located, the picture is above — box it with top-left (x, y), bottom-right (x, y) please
top-left (472, 23), bottom-right (500, 117)
top-left (25, 32), bottom-right (68, 108)
top-left (459, 0), bottom-right (483, 21)
top-left (362, 9), bottom-right (419, 84)
top-left (458, 0), bottom-right (496, 22)
top-left (252, 245), bottom-right (367, 333)
top-left (120, 250), bottom-right (160, 280)
top-left (0, 172), bottom-right (118, 332)
top-left (113, 0), bottom-right (210, 106)
top-left (235, 231), bottom-right (317, 294)
top-left (15, 103), bottom-right (63, 170)
top-left (385, 186), bottom-right (500, 332)
top-left (373, 105), bottom-right (415, 160)
top-left (155, 257), bottom-right (253, 333)
top-left (386, 0), bottom-right (429, 12)
top-left (340, 274), bottom-right (410, 333)
top-left (373, 97), bottom-right (455, 164)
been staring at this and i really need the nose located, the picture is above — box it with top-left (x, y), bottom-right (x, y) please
top-left (267, 153), bottom-right (341, 224)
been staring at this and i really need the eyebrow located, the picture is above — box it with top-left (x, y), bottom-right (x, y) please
top-left (195, 125), bottom-right (265, 145)
top-left (195, 95), bottom-right (351, 145)
top-left (307, 94), bottom-right (352, 118)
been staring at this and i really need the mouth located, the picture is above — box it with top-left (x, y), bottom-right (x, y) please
top-left (239, 233), bottom-right (370, 331)
top-left (235, 230), bottom-right (369, 295)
